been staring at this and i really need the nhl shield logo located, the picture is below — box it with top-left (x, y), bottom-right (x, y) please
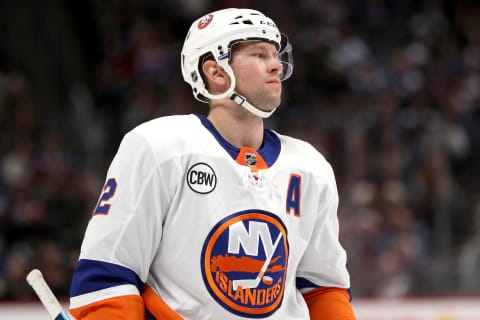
top-left (245, 153), bottom-right (258, 167)
top-left (201, 210), bottom-right (289, 318)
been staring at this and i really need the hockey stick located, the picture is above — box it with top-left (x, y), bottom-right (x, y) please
top-left (232, 232), bottom-right (282, 291)
top-left (26, 269), bottom-right (71, 320)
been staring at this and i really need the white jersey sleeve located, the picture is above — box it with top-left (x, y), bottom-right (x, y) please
top-left (70, 129), bottom-right (171, 308)
top-left (295, 152), bottom-right (351, 296)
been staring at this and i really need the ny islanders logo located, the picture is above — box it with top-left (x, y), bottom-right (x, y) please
top-left (198, 14), bottom-right (214, 29)
top-left (201, 210), bottom-right (289, 318)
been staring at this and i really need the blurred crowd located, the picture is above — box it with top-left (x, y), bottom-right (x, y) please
top-left (1, 0), bottom-right (480, 300)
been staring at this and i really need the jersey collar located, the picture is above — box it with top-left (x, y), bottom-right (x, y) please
top-left (196, 114), bottom-right (281, 168)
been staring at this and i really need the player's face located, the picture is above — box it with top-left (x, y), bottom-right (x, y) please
top-left (230, 41), bottom-right (283, 112)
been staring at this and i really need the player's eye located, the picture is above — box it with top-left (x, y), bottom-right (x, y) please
top-left (252, 52), bottom-right (266, 59)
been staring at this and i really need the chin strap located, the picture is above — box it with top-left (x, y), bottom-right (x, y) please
top-left (230, 92), bottom-right (276, 118)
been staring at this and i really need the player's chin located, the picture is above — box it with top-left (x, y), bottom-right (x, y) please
top-left (269, 91), bottom-right (282, 106)
top-left (260, 96), bottom-right (281, 112)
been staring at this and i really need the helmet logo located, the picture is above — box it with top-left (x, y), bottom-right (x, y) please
top-left (198, 14), bottom-right (214, 29)
top-left (260, 20), bottom-right (277, 28)
top-left (218, 52), bottom-right (229, 61)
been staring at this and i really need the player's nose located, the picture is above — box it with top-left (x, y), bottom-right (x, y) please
top-left (267, 58), bottom-right (283, 75)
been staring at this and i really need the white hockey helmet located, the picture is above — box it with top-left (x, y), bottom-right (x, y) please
top-left (181, 8), bottom-right (293, 118)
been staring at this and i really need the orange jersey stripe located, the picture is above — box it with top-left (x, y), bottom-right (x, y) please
top-left (142, 284), bottom-right (183, 320)
top-left (303, 287), bottom-right (356, 320)
top-left (70, 294), bottom-right (145, 320)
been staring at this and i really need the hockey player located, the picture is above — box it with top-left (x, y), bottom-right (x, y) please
top-left (70, 8), bottom-right (356, 320)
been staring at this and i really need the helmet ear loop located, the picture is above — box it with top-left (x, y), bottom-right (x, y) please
top-left (200, 59), bottom-right (236, 101)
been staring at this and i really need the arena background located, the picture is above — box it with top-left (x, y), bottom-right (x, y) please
top-left (0, 0), bottom-right (479, 319)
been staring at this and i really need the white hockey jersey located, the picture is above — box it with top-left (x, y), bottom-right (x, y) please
top-left (70, 114), bottom-right (351, 319)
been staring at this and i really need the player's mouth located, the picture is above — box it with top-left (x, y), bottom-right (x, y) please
top-left (266, 78), bottom-right (281, 86)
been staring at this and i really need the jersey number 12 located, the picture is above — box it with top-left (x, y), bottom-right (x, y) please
top-left (93, 178), bottom-right (117, 216)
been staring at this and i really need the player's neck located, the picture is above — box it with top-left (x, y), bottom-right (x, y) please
top-left (207, 103), bottom-right (264, 150)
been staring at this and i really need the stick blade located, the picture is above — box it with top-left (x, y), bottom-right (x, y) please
top-left (232, 278), bottom-right (260, 290)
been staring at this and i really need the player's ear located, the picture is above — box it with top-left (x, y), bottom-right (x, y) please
top-left (202, 60), bottom-right (229, 89)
